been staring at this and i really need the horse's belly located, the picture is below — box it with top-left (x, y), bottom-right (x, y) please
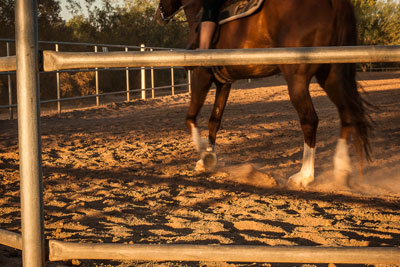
top-left (222, 65), bottom-right (281, 80)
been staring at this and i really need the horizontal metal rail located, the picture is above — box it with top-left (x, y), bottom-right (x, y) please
top-left (0, 83), bottom-right (189, 109)
top-left (0, 38), bottom-right (182, 51)
top-left (38, 83), bottom-right (189, 104)
top-left (0, 229), bottom-right (22, 250)
top-left (3, 45), bottom-right (400, 72)
top-left (0, 56), bottom-right (16, 72)
top-left (43, 66), bottom-right (184, 74)
top-left (49, 241), bottom-right (400, 264)
top-left (0, 66), bottom-right (185, 75)
top-left (43, 45), bottom-right (400, 71)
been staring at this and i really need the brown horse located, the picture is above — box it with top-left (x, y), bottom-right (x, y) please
top-left (155, 0), bottom-right (371, 188)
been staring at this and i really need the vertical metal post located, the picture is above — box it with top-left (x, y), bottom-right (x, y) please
top-left (188, 69), bottom-right (191, 94)
top-left (140, 44), bottom-right (146, 100)
top-left (55, 43), bottom-right (61, 113)
top-left (150, 48), bottom-right (155, 99)
top-left (94, 45), bottom-right (99, 106)
top-left (6, 42), bottom-right (13, 120)
top-left (171, 67), bottom-right (175, 96)
top-left (15, 0), bottom-right (45, 266)
top-left (101, 47), bottom-right (109, 104)
top-left (170, 49), bottom-right (175, 96)
top-left (125, 47), bottom-right (130, 101)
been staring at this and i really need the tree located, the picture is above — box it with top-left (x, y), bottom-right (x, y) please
top-left (0, 0), bottom-right (69, 41)
top-left (351, 0), bottom-right (400, 45)
top-left (0, 0), bottom-right (72, 104)
top-left (65, 0), bottom-right (188, 48)
top-left (376, 0), bottom-right (400, 45)
top-left (0, 0), bottom-right (16, 39)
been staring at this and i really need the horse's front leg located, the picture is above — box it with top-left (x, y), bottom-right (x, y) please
top-left (190, 81), bottom-right (232, 172)
top-left (185, 67), bottom-right (214, 171)
top-left (196, 82), bottom-right (232, 171)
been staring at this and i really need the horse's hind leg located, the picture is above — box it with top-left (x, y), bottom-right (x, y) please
top-left (284, 72), bottom-right (319, 188)
top-left (185, 67), bottom-right (214, 170)
top-left (316, 65), bottom-right (353, 186)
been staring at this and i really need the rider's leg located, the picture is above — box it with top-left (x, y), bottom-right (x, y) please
top-left (199, 21), bottom-right (217, 49)
top-left (199, 0), bottom-right (224, 49)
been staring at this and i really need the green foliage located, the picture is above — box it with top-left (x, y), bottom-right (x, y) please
top-left (122, 0), bottom-right (157, 12)
top-left (61, 0), bottom-right (400, 48)
top-left (0, 0), bottom-right (70, 41)
top-left (0, 0), bottom-right (15, 39)
top-left (351, 0), bottom-right (400, 45)
top-left (64, 0), bottom-right (188, 48)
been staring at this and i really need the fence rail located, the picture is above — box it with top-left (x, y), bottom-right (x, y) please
top-left (0, 55), bottom-right (16, 72)
top-left (0, 39), bottom-right (191, 119)
top-left (49, 241), bottom-right (400, 264)
top-left (1, 230), bottom-right (399, 264)
top-left (0, 38), bottom-right (184, 51)
top-left (0, 83), bottom-right (189, 109)
top-left (43, 45), bottom-right (400, 70)
top-left (0, 229), bottom-right (22, 250)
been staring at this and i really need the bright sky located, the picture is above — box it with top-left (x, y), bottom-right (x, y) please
top-left (59, 0), bottom-right (78, 21)
top-left (59, 0), bottom-right (103, 21)
top-left (59, 0), bottom-right (73, 21)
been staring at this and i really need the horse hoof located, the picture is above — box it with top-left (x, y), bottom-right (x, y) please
top-left (195, 159), bottom-right (206, 172)
top-left (287, 172), bottom-right (313, 189)
top-left (334, 170), bottom-right (351, 187)
top-left (195, 152), bottom-right (217, 172)
top-left (202, 152), bottom-right (217, 170)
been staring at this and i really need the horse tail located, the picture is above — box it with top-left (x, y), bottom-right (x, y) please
top-left (332, 0), bottom-right (373, 162)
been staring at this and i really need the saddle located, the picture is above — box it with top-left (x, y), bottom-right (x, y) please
top-left (218, 0), bottom-right (265, 24)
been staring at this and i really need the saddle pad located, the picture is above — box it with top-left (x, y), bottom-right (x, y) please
top-left (219, 0), bottom-right (265, 24)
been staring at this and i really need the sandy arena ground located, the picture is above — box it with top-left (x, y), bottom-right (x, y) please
top-left (0, 72), bottom-right (399, 266)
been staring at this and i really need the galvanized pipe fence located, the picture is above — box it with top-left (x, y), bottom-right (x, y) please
top-left (14, 0), bottom-right (45, 265)
top-left (48, 241), bottom-right (400, 264)
top-left (0, 38), bottom-right (192, 119)
top-left (42, 45), bottom-right (400, 69)
top-left (1, 43), bottom-right (400, 266)
top-left (1, 2), bottom-right (400, 263)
